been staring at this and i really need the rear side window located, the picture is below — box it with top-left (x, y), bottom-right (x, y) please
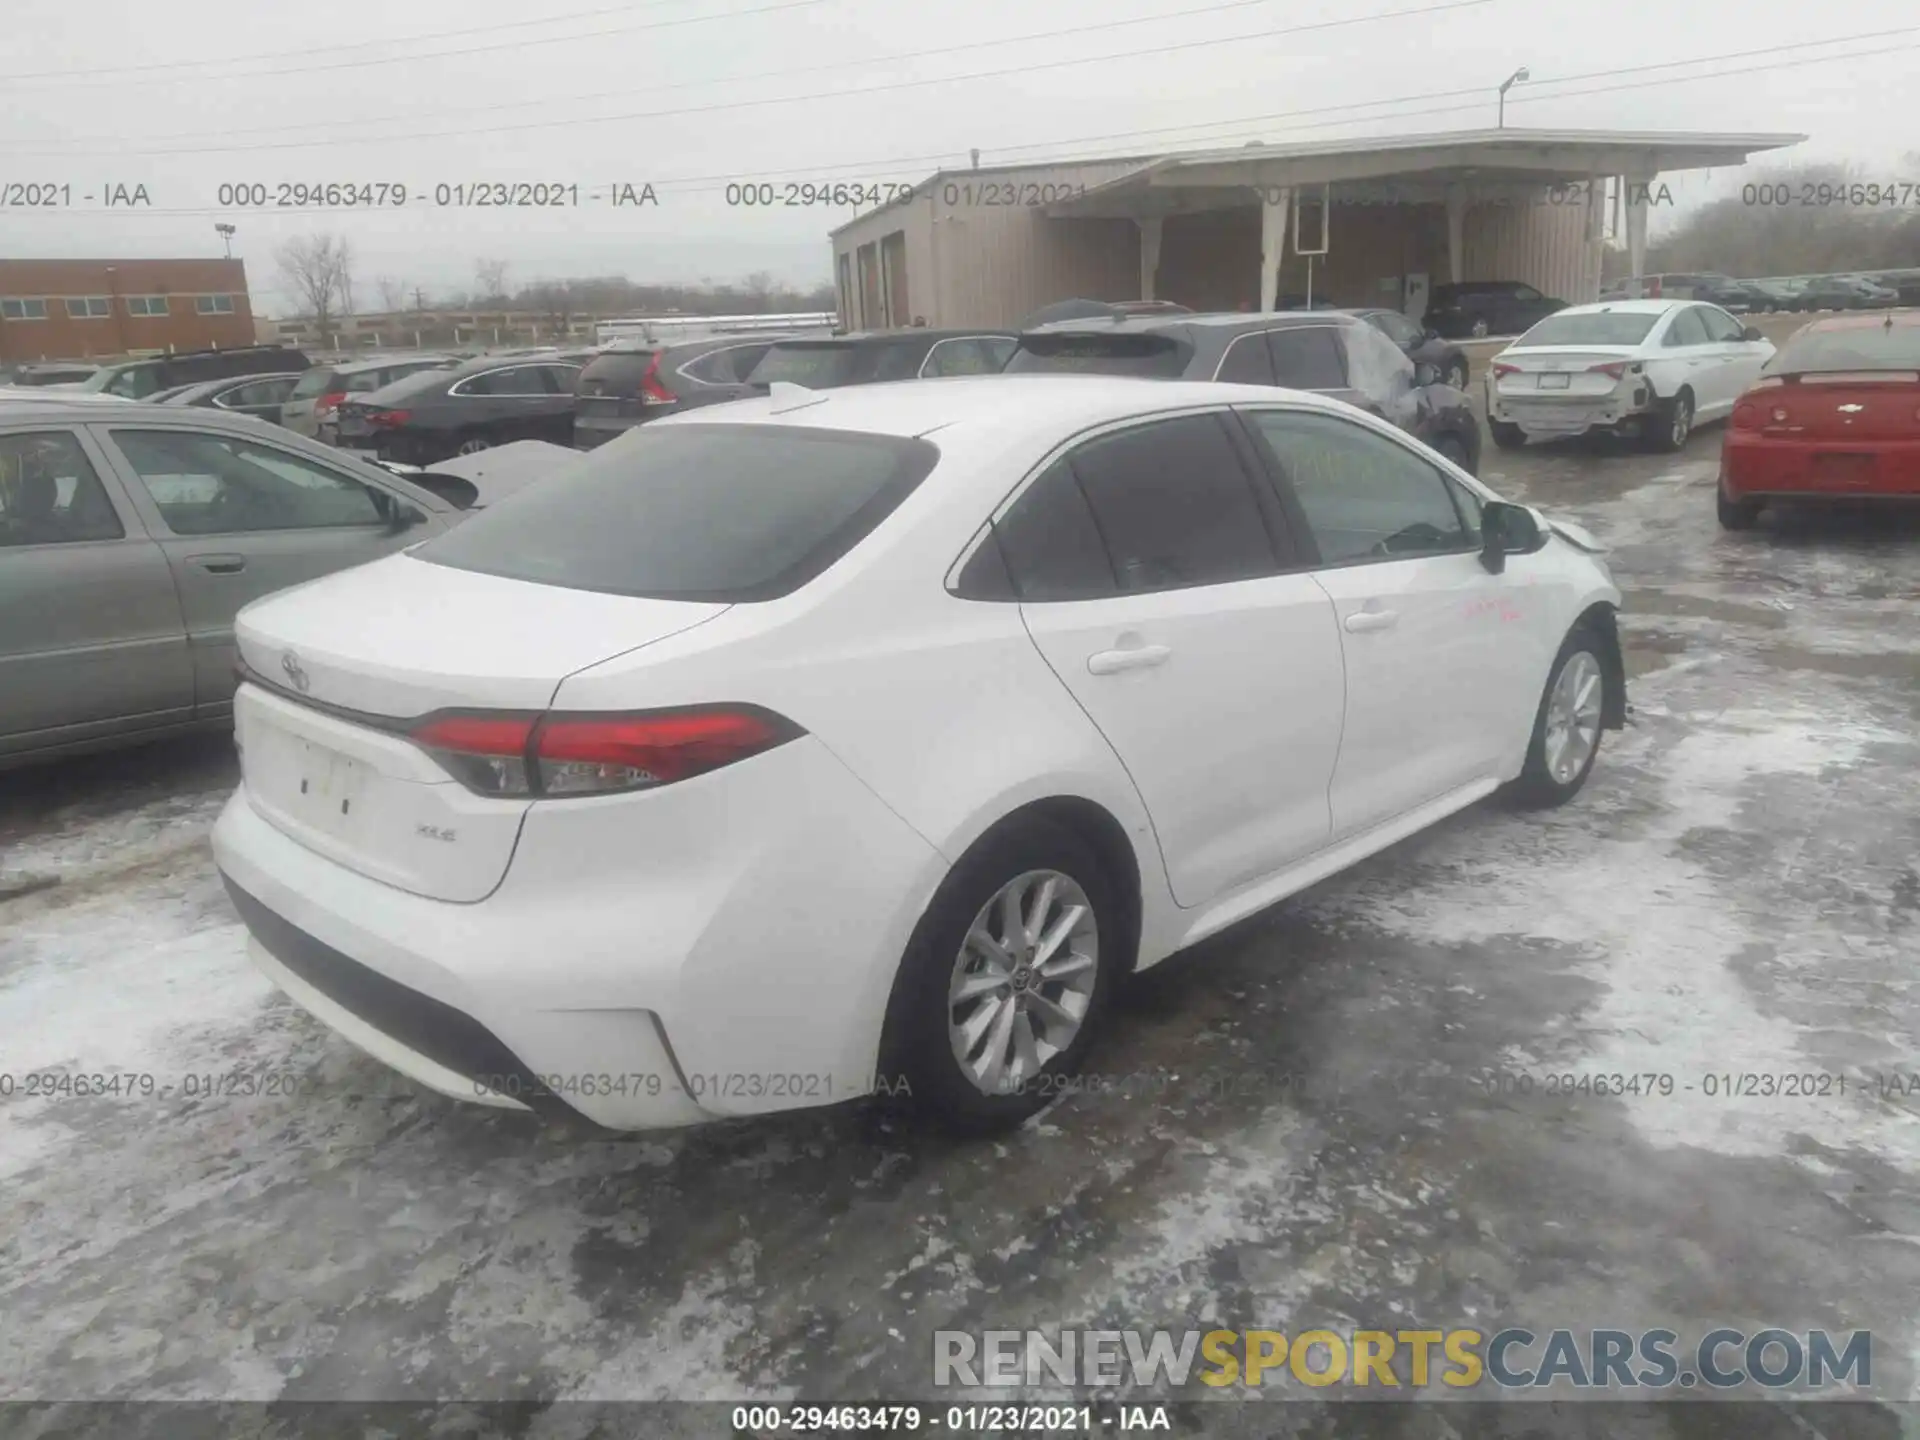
top-left (416, 424), bottom-right (939, 601)
top-left (1265, 327), bottom-right (1347, 389)
top-left (747, 345), bottom-right (868, 387)
top-left (992, 461), bottom-right (1116, 601)
top-left (681, 344), bottom-right (768, 384)
top-left (1215, 333), bottom-right (1276, 385)
top-left (1770, 324), bottom-right (1920, 373)
top-left (1002, 332), bottom-right (1191, 377)
top-left (1064, 414), bottom-right (1277, 594)
top-left (290, 369), bottom-right (336, 400)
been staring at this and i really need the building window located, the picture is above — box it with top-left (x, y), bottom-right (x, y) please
top-left (194, 294), bottom-right (236, 315)
top-left (1, 298), bottom-right (49, 320)
top-left (126, 295), bottom-right (170, 317)
top-left (64, 296), bottom-right (112, 319)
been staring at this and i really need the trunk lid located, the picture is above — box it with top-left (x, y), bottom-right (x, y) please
top-left (1744, 374), bottom-right (1920, 443)
top-left (233, 553), bottom-right (728, 901)
top-left (1492, 346), bottom-right (1639, 400)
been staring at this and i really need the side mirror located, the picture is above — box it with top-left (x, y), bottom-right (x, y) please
top-left (386, 502), bottom-right (427, 533)
top-left (1741, 326), bottom-right (1764, 342)
top-left (1413, 361), bottom-right (1440, 387)
top-left (1479, 501), bottom-right (1542, 574)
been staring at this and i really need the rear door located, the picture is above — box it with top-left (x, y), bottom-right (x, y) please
top-left (1240, 406), bottom-right (1549, 838)
top-left (1695, 304), bottom-right (1771, 411)
top-left (0, 425), bottom-right (193, 754)
top-left (92, 423), bottom-right (444, 714)
top-left (1655, 305), bottom-right (1725, 413)
top-left (1000, 409), bottom-right (1345, 907)
top-left (212, 376), bottom-right (300, 422)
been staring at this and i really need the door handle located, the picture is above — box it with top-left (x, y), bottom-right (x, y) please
top-left (1087, 644), bottom-right (1171, 675)
top-left (188, 553), bottom-right (247, 574)
top-left (1343, 609), bottom-right (1399, 633)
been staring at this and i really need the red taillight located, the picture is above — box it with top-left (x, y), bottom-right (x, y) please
top-left (314, 390), bottom-right (347, 418)
top-left (366, 408), bottom-right (412, 427)
top-left (638, 353), bottom-right (676, 406)
top-left (1491, 362), bottom-right (1520, 378)
top-left (409, 706), bottom-right (799, 797)
top-left (1589, 361), bottom-right (1629, 380)
top-left (1731, 401), bottom-right (1760, 430)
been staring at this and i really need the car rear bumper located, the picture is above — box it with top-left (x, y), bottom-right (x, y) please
top-left (1488, 381), bottom-right (1655, 438)
top-left (210, 736), bottom-right (948, 1131)
top-left (1723, 435), bottom-right (1920, 498)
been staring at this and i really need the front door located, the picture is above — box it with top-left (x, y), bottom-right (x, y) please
top-left (92, 424), bottom-right (435, 714)
top-left (1240, 406), bottom-right (1546, 839)
top-left (996, 411), bottom-right (1346, 907)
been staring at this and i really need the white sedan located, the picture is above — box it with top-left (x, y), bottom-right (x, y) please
top-left (211, 375), bottom-right (1625, 1134)
top-left (1485, 298), bottom-right (1775, 451)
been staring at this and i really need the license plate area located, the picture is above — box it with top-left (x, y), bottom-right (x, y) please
top-left (1537, 371), bottom-right (1571, 389)
top-left (1812, 452), bottom-right (1876, 487)
top-left (285, 739), bottom-right (370, 837)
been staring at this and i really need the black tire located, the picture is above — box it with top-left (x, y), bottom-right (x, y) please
top-left (1489, 419), bottom-right (1526, 451)
top-left (1508, 625), bottom-right (1610, 809)
top-left (879, 817), bottom-right (1123, 1134)
top-left (1645, 388), bottom-right (1694, 453)
top-left (1446, 357), bottom-right (1469, 389)
top-left (1717, 484), bottom-right (1761, 530)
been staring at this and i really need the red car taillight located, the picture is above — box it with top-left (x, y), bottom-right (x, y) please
top-left (365, 408), bottom-right (412, 427)
top-left (1589, 361), bottom-right (1630, 380)
top-left (410, 706), bottom-right (802, 797)
top-left (1731, 401), bottom-right (1761, 429)
top-left (639, 353), bottom-right (677, 406)
top-left (1491, 362), bottom-right (1520, 378)
top-left (314, 390), bottom-right (347, 419)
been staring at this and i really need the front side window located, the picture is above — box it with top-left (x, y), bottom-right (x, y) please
top-left (1697, 307), bottom-right (1746, 343)
top-left (1062, 414), bottom-right (1278, 594)
top-left (1662, 308), bottom-right (1711, 348)
top-left (0, 431), bottom-right (125, 546)
top-left (105, 366), bottom-right (164, 399)
top-left (1513, 284), bottom-right (1544, 302)
top-left (1265, 326), bottom-right (1348, 389)
top-left (1246, 410), bottom-right (1471, 565)
top-left (1339, 324), bottom-right (1416, 400)
top-left (111, 429), bottom-right (391, 535)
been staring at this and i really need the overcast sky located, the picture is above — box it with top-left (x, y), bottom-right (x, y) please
top-left (2, 0), bottom-right (1911, 313)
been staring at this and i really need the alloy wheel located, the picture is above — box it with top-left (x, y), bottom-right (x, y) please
top-left (1543, 651), bottom-right (1604, 785)
top-left (456, 436), bottom-right (493, 455)
top-left (1670, 396), bottom-right (1692, 447)
top-left (947, 870), bottom-right (1099, 1096)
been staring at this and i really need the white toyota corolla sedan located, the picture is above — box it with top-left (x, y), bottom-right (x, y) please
top-left (212, 375), bottom-right (1625, 1134)
top-left (1485, 298), bottom-right (1775, 451)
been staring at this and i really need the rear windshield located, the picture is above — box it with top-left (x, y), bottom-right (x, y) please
top-left (415, 423), bottom-right (940, 601)
top-left (1002, 332), bottom-right (1190, 377)
top-left (1769, 324), bottom-right (1920, 373)
top-left (289, 369), bottom-right (337, 400)
top-left (577, 350), bottom-right (659, 391)
top-left (746, 342), bottom-right (924, 388)
top-left (1515, 312), bottom-right (1659, 347)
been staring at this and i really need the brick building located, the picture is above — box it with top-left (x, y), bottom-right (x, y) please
top-left (0, 257), bottom-right (255, 363)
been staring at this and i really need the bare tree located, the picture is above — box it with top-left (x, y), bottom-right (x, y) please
top-left (475, 258), bottom-right (510, 305)
top-left (274, 234), bottom-right (355, 337)
top-left (524, 280), bottom-right (575, 338)
top-left (375, 275), bottom-right (409, 313)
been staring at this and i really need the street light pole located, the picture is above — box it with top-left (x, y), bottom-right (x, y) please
top-left (1498, 66), bottom-right (1530, 128)
top-left (214, 222), bottom-right (236, 258)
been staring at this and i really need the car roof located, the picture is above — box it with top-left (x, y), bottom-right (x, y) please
top-left (328, 353), bottom-right (453, 374)
top-left (663, 373), bottom-right (1358, 441)
top-left (778, 329), bottom-right (1010, 346)
top-left (1024, 310), bottom-right (1356, 337)
top-left (1539, 298), bottom-right (1693, 317)
top-left (0, 396), bottom-right (293, 423)
top-left (168, 372), bottom-right (303, 398)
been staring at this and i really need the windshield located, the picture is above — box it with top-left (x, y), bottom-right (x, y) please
top-left (1002, 332), bottom-right (1190, 377)
top-left (1768, 323), bottom-right (1920, 373)
top-left (1514, 312), bottom-right (1659, 347)
top-left (417, 423), bottom-right (939, 601)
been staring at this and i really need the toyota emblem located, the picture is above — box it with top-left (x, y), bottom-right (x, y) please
top-left (281, 651), bottom-right (311, 693)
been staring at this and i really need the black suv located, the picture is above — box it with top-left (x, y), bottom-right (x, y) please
top-left (1422, 282), bottom-right (1566, 340)
top-left (1003, 311), bottom-right (1482, 473)
top-left (742, 329), bottom-right (1018, 389)
top-left (574, 332), bottom-right (820, 449)
top-left (70, 345), bottom-right (312, 400)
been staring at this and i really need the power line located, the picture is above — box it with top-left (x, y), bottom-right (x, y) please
top-left (5, 0), bottom-right (714, 83)
top-left (5, 0), bottom-right (1419, 148)
top-left (3, 0), bottom-right (830, 92)
top-left (0, 0), bottom-right (1496, 153)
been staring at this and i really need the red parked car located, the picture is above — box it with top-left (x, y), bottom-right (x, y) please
top-left (1719, 311), bottom-right (1920, 528)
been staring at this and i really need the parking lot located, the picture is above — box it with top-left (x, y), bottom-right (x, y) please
top-left (3, 410), bottom-right (1918, 1430)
